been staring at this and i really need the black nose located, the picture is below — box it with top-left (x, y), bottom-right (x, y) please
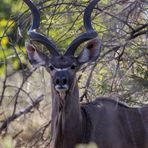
top-left (62, 78), bottom-right (67, 85)
top-left (55, 77), bottom-right (68, 86)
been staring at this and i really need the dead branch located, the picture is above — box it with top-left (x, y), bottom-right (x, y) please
top-left (0, 95), bottom-right (44, 133)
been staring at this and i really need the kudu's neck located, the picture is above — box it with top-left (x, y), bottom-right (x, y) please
top-left (51, 78), bottom-right (83, 148)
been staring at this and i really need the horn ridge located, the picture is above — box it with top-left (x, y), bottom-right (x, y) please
top-left (84, 0), bottom-right (100, 32)
top-left (65, 0), bottom-right (100, 56)
top-left (24, 0), bottom-right (59, 56)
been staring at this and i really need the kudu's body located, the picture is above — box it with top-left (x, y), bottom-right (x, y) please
top-left (51, 79), bottom-right (148, 148)
top-left (24, 0), bottom-right (148, 148)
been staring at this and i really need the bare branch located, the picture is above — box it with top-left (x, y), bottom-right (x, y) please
top-left (0, 95), bottom-right (44, 133)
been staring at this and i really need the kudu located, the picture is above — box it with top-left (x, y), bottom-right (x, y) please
top-left (24, 0), bottom-right (148, 148)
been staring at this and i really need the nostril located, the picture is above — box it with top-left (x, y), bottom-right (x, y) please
top-left (62, 78), bottom-right (67, 85)
top-left (56, 79), bottom-right (60, 85)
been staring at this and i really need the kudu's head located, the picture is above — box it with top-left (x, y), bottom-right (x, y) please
top-left (24, 0), bottom-right (101, 98)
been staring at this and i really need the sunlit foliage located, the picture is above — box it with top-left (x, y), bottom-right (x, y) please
top-left (0, 0), bottom-right (147, 147)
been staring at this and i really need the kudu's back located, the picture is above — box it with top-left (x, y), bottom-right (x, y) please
top-left (82, 98), bottom-right (148, 148)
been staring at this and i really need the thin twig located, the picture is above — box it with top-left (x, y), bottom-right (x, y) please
top-left (0, 94), bottom-right (44, 133)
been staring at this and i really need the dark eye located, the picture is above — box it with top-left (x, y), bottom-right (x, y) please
top-left (71, 64), bottom-right (76, 70)
top-left (49, 65), bottom-right (54, 71)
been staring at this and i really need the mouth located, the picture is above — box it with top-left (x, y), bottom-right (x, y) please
top-left (55, 85), bottom-right (69, 99)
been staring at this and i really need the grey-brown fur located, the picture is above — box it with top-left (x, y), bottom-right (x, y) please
top-left (50, 79), bottom-right (148, 148)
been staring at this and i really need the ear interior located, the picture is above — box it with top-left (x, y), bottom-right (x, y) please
top-left (25, 42), bottom-right (47, 67)
top-left (25, 42), bottom-right (36, 54)
top-left (78, 38), bottom-right (101, 64)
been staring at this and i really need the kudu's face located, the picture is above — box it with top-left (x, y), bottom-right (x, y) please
top-left (24, 0), bottom-right (101, 97)
top-left (46, 56), bottom-right (78, 94)
top-left (25, 38), bottom-right (101, 97)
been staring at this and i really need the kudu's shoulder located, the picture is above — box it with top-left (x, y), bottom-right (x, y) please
top-left (81, 98), bottom-right (148, 122)
top-left (81, 97), bottom-right (129, 109)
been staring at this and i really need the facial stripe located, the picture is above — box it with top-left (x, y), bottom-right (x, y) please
top-left (54, 68), bottom-right (69, 71)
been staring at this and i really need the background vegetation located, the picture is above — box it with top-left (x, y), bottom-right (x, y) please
top-left (0, 0), bottom-right (148, 147)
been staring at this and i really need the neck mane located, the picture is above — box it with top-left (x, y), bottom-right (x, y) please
top-left (51, 78), bottom-right (83, 148)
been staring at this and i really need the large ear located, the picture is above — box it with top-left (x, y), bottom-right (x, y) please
top-left (77, 38), bottom-right (101, 64)
top-left (25, 42), bottom-right (48, 67)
